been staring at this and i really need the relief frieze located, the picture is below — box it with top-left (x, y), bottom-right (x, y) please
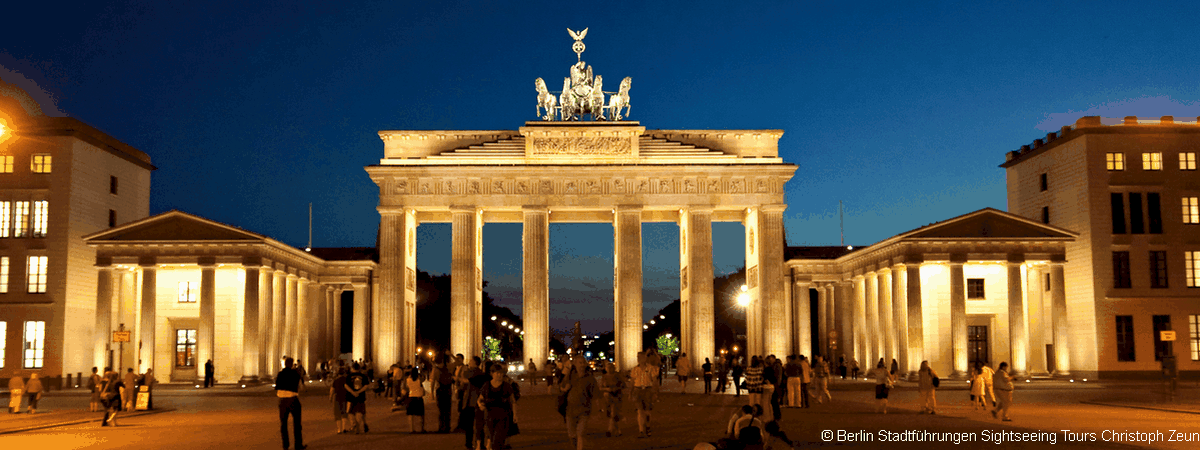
top-left (530, 136), bottom-right (632, 156)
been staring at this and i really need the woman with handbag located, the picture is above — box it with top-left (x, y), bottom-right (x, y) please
top-left (870, 360), bottom-right (891, 414)
top-left (918, 361), bottom-right (939, 414)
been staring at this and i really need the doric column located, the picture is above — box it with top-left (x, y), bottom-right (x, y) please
top-left (825, 284), bottom-right (836, 358)
top-left (680, 206), bottom-right (714, 371)
top-left (950, 256), bottom-right (968, 378)
top-left (451, 206), bottom-right (483, 360)
top-left (352, 283), bottom-right (368, 361)
top-left (614, 205), bottom-right (643, 371)
top-left (905, 259), bottom-right (924, 375)
top-left (852, 275), bottom-right (866, 365)
top-left (878, 267), bottom-right (894, 364)
top-left (1026, 265), bottom-right (1048, 376)
top-left (309, 281), bottom-right (323, 370)
top-left (379, 207), bottom-right (417, 364)
top-left (257, 267), bottom-right (272, 379)
top-left (864, 271), bottom-right (878, 366)
top-left (1050, 260), bottom-right (1070, 376)
top-left (325, 286), bottom-right (335, 362)
top-left (523, 206), bottom-right (550, 369)
top-left (94, 259), bottom-right (115, 370)
top-left (285, 272), bottom-right (298, 360)
top-left (795, 280), bottom-right (812, 357)
top-left (241, 258), bottom-right (261, 383)
top-left (816, 284), bottom-right (828, 357)
top-left (1007, 255), bottom-right (1029, 377)
top-left (269, 269), bottom-right (284, 373)
top-left (838, 280), bottom-right (853, 364)
top-left (296, 276), bottom-right (310, 367)
top-left (198, 257), bottom-right (217, 383)
top-left (138, 257), bottom-right (157, 373)
top-left (892, 263), bottom-right (910, 376)
top-left (761, 205), bottom-right (787, 357)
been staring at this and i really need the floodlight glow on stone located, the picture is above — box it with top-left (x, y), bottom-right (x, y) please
top-left (737, 292), bottom-right (751, 307)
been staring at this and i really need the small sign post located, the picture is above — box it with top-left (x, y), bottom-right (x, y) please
top-left (113, 324), bottom-right (128, 374)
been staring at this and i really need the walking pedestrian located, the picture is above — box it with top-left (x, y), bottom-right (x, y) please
top-left (715, 357), bottom-right (727, 393)
top-left (563, 354), bottom-right (597, 450)
top-left (478, 363), bottom-right (516, 450)
top-left (849, 358), bottom-right (860, 380)
top-left (431, 355), bottom-right (454, 433)
top-left (870, 360), bottom-right (891, 414)
top-left (204, 359), bottom-right (214, 388)
top-left (99, 369), bottom-right (124, 426)
top-left (456, 356), bottom-right (482, 432)
top-left (599, 361), bottom-right (625, 437)
top-left (702, 358), bottom-right (713, 394)
top-left (545, 359), bottom-right (559, 395)
top-left (970, 366), bottom-right (986, 409)
top-left (918, 360), bottom-right (939, 414)
top-left (812, 355), bottom-right (832, 403)
top-left (88, 367), bottom-right (102, 412)
top-left (731, 358), bottom-right (745, 397)
top-left (403, 367), bottom-right (427, 433)
top-left (346, 362), bottom-right (370, 434)
top-left (329, 368), bottom-right (349, 434)
top-left (798, 355), bottom-right (812, 408)
top-left (978, 361), bottom-right (996, 407)
top-left (744, 356), bottom-right (765, 416)
top-left (24, 374), bottom-right (43, 414)
top-left (675, 352), bottom-right (691, 394)
top-left (121, 368), bottom-right (137, 411)
top-left (7, 374), bottom-right (24, 413)
top-left (527, 359), bottom-right (539, 388)
top-left (784, 356), bottom-right (802, 407)
top-left (276, 356), bottom-right (305, 449)
top-left (765, 356), bottom-right (782, 422)
top-left (991, 362), bottom-right (1014, 421)
top-left (630, 351), bottom-right (660, 438)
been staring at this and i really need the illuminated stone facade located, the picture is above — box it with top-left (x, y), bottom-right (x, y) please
top-left (368, 122), bottom-right (798, 371)
top-left (1002, 116), bottom-right (1200, 378)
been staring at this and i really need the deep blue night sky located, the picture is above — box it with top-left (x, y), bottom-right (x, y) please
top-left (4, 1), bottom-right (1199, 332)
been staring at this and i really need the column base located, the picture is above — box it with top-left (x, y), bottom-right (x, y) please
top-left (237, 375), bottom-right (261, 385)
top-left (950, 370), bottom-right (970, 380)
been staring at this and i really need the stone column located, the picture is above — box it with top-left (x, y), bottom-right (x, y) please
top-left (825, 284), bottom-right (836, 358)
top-left (864, 272), bottom-right (878, 366)
top-left (838, 281), bottom-right (853, 364)
top-left (1050, 260), bottom-right (1070, 376)
top-left (522, 206), bottom-right (550, 368)
top-left (241, 259), bottom-right (261, 383)
top-left (285, 273), bottom-right (298, 360)
top-left (1007, 256), bottom-right (1029, 376)
top-left (892, 263), bottom-right (910, 377)
top-left (451, 206), bottom-right (483, 360)
top-left (297, 276), bottom-right (310, 367)
top-left (94, 260), bottom-right (114, 370)
top-left (795, 280), bottom-right (812, 357)
top-left (816, 284), bottom-right (828, 357)
top-left (257, 267), bottom-right (272, 379)
top-left (352, 283), bottom-right (368, 361)
top-left (852, 275), bottom-right (866, 365)
top-left (138, 257), bottom-right (157, 373)
top-left (760, 205), bottom-right (787, 357)
top-left (198, 258), bottom-right (217, 383)
top-left (1026, 265), bottom-right (1048, 376)
top-left (614, 205), bottom-right (643, 371)
top-left (680, 207), bottom-right (714, 371)
top-left (269, 269), bottom-right (284, 373)
top-left (325, 287), bottom-right (335, 362)
top-left (906, 259), bottom-right (924, 376)
top-left (402, 209), bottom-right (419, 362)
top-left (950, 257), bottom-right (968, 378)
top-left (878, 267), bottom-right (894, 364)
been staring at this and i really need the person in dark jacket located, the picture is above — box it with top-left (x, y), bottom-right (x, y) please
top-left (204, 359), bottom-right (215, 388)
top-left (276, 357), bottom-right (306, 450)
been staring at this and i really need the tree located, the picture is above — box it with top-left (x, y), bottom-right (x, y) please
top-left (656, 334), bottom-right (680, 356)
top-left (483, 337), bottom-right (503, 361)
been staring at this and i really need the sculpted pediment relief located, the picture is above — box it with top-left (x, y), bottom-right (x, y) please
top-left (383, 175), bottom-right (781, 197)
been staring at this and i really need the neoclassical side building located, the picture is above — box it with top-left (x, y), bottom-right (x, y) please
top-left (786, 208), bottom-right (1076, 379)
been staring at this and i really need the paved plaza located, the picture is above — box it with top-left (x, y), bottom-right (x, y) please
top-left (3, 377), bottom-right (1199, 449)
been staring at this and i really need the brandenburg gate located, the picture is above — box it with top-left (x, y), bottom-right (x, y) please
top-left (365, 29), bottom-right (798, 371)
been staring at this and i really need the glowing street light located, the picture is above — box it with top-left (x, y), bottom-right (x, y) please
top-left (659, 315), bottom-right (665, 319)
top-left (491, 316), bottom-right (497, 321)
top-left (736, 292), bottom-right (751, 307)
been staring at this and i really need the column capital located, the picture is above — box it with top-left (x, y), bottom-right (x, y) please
top-left (242, 256), bottom-right (264, 267)
top-left (1007, 253), bottom-right (1026, 265)
top-left (138, 256), bottom-right (157, 268)
top-left (377, 206), bottom-right (412, 215)
top-left (1050, 254), bottom-right (1067, 264)
top-left (760, 203), bottom-right (788, 213)
top-left (198, 256), bottom-right (218, 268)
top-left (614, 205), bottom-right (643, 213)
top-left (449, 205), bottom-right (478, 214)
top-left (683, 205), bottom-right (715, 214)
top-left (891, 263), bottom-right (907, 271)
top-left (521, 205), bottom-right (550, 214)
top-left (949, 253), bottom-right (968, 265)
top-left (876, 266), bottom-right (892, 275)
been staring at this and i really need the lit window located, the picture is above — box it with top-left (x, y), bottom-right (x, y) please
top-left (0, 257), bottom-right (8, 294)
top-left (1182, 152), bottom-right (1197, 171)
top-left (1184, 197), bottom-right (1200, 224)
top-left (32, 200), bottom-right (47, 238)
top-left (13, 201), bottom-right (28, 238)
top-left (0, 321), bottom-right (5, 369)
top-left (23, 320), bottom-right (45, 369)
top-left (31, 154), bottom-right (51, 173)
top-left (0, 156), bottom-right (12, 173)
top-left (1188, 251), bottom-right (1200, 288)
top-left (1106, 153), bottom-right (1125, 171)
top-left (1191, 315), bottom-right (1200, 361)
top-left (967, 278), bottom-right (985, 299)
top-left (176, 329), bottom-right (197, 367)
top-left (178, 281), bottom-right (197, 303)
top-left (1143, 152), bottom-right (1163, 170)
top-left (26, 256), bottom-right (46, 293)
top-left (0, 201), bottom-right (8, 238)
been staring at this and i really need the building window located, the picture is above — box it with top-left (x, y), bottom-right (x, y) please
top-left (1044, 273), bottom-right (1051, 291)
top-left (26, 256), bottom-right (47, 293)
top-left (23, 320), bottom-right (45, 369)
top-left (178, 281), bottom-right (197, 303)
top-left (1148, 193), bottom-right (1162, 234)
top-left (1040, 173), bottom-right (1048, 191)
top-left (1041, 206), bottom-right (1050, 224)
top-left (1113, 251), bottom-right (1131, 289)
top-left (0, 156), bottom-right (12, 173)
top-left (109, 209), bottom-right (116, 228)
top-left (0, 257), bottom-right (8, 294)
top-left (967, 278), bottom-right (985, 299)
top-left (1107, 153), bottom-right (1125, 171)
top-left (31, 200), bottom-right (48, 238)
top-left (110, 176), bottom-right (119, 195)
top-left (1143, 152), bottom-right (1163, 170)
top-left (0, 321), bottom-right (5, 369)
top-left (176, 329), bottom-right (197, 367)
top-left (1181, 152), bottom-right (1197, 171)
top-left (1129, 193), bottom-right (1145, 234)
top-left (31, 154), bottom-right (51, 173)
top-left (1184, 197), bottom-right (1199, 224)
top-left (0, 201), bottom-right (8, 238)
top-left (1153, 315), bottom-right (1173, 361)
top-left (1191, 315), bottom-right (1200, 361)
top-left (1116, 315), bottom-right (1135, 362)
top-left (13, 201), bottom-right (28, 238)
top-left (1111, 193), bottom-right (1126, 234)
top-left (1187, 251), bottom-right (1200, 288)
top-left (1150, 251), bottom-right (1169, 289)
